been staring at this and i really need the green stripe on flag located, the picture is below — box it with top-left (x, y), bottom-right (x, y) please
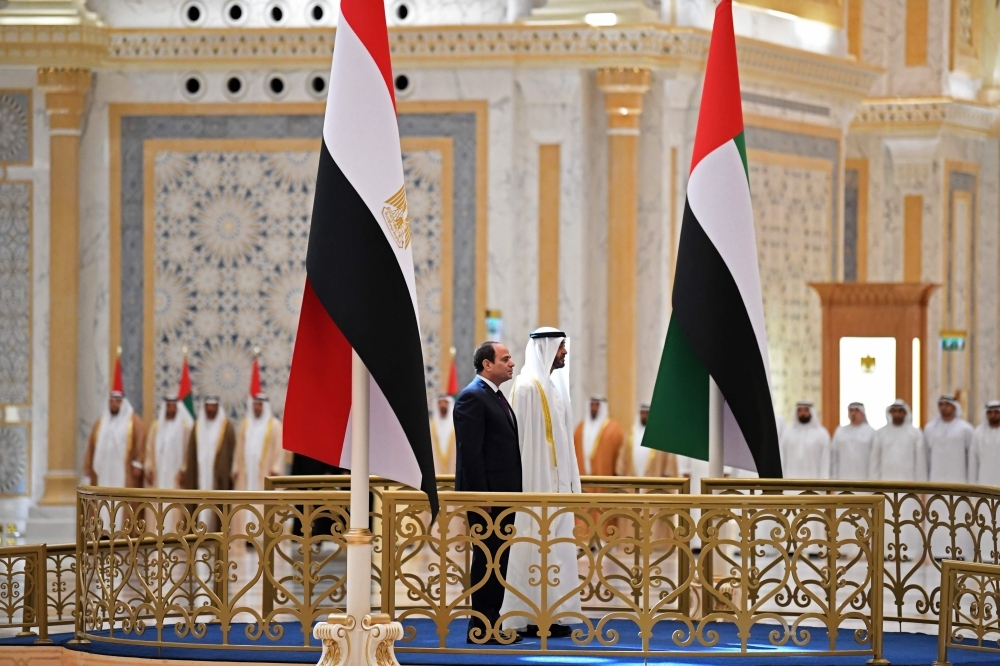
top-left (734, 131), bottom-right (748, 182)
top-left (183, 395), bottom-right (195, 419)
top-left (644, 316), bottom-right (709, 460)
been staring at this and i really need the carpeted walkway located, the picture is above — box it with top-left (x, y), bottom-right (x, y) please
top-left (0, 619), bottom-right (991, 665)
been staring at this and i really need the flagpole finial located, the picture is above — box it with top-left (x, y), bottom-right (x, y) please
top-left (116, 345), bottom-right (122, 356)
top-left (450, 346), bottom-right (456, 356)
top-left (182, 345), bottom-right (188, 355)
top-left (254, 346), bottom-right (261, 356)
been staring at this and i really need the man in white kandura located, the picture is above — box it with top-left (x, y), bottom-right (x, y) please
top-left (234, 393), bottom-right (284, 492)
top-left (830, 402), bottom-right (875, 480)
top-left (925, 395), bottom-right (975, 559)
top-left (870, 400), bottom-right (927, 561)
top-left (145, 396), bottom-right (193, 532)
top-left (925, 395), bottom-right (973, 484)
top-left (501, 327), bottom-right (582, 638)
top-left (971, 400), bottom-right (1000, 486)
top-left (430, 394), bottom-right (456, 475)
top-left (779, 401), bottom-right (831, 479)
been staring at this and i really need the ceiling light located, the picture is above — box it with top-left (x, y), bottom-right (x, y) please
top-left (584, 12), bottom-right (617, 26)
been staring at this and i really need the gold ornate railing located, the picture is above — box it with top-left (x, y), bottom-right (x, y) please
top-left (381, 490), bottom-right (885, 660)
top-left (0, 544), bottom-right (50, 643)
top-left (933, 560), bottom-right (1000, 665)
top-left (702, 478), bottom-right (1000, 628)
top-left (76, 487), bottom-right (354, 650)
top-left (265, 474), bottom-right (690, 494)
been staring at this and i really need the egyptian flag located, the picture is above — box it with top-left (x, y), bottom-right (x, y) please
top-left (284, 0), bottom-right (437, 512)
top-left (643, 0), bottom-right (781, 478)
top-left (178, 354), bottom-right (195, 419)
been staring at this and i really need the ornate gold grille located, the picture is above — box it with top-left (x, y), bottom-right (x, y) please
top-left (0, 544), bottom-right (49, 643)
top-left (934, 560), bottom-right (1000, 665)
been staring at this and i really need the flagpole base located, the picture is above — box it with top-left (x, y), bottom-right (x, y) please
top-left (314, 613), bottom-right (403, 666)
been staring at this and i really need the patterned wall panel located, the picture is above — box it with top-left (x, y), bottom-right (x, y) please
top-left (0, 89), bottom-right (32, 498)
top-left (150, 144), bottom-right (446, 417)
top-left (118, 110), bottom-right (479, 418)
top-left (843, 167), bottom-right (859, 282)
top-left (749, 153), bottom-right (833, 423)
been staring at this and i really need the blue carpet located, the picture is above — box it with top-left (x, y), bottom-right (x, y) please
top-left (2, 619), bottom-right (996, 665)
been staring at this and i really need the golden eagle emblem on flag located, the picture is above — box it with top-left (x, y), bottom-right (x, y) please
top-left (860, 355), bottom-right (876, 373)
top-left (381, 186), bottom-right (411, 249)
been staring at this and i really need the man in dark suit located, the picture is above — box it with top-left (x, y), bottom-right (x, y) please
top-left (454, 340), bottom-right (521, 644)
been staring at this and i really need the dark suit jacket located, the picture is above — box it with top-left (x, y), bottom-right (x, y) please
top-left (453, 377), bottom-right (522, 493)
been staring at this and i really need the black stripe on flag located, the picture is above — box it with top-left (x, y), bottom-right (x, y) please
top-left (673, 200), bottom-right (782, 478)
top-left (307, 140), bottom-right (438, 512)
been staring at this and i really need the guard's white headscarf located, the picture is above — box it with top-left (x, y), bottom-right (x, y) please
top-left (93, 394), bottom-right (135, 487)
top-left (885, 399), bottom-right (913, 425)
top-left (937, 394), bottom-right (963, 420)
top-left (154, 398), bottom-right (193, 489)
top-left (431, 394), bottom-right (454, 450)
top-left (848, 401), bottom-right (868, 423)
top-left (791, 400), bottom-right (823, 429)
top-left (520, 326), bottom-right (574, 452)
top-left (983, 400), bottom-right (1000, 425)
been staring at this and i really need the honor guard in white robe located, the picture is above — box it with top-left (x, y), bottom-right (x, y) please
top-left (618, 404), bottom-right (663, 477)
top-left (831, 402), bottom-right (875, 480)
top-left (234, 393), bottom-right (284, 491)
top-left (501, 327), bottom-right (583, 635)
top-left (870, 400), bottom-right (927, 482)
top-left (779, 401), bottom-right (831, 479)
top-left (430, 395), bottom-right (456, 475)
top-left (84, 389), bottom-right (147, 532)
top-left (144, 397), bottom-right (193, 533)
top-left (925, 395), bottom-right (975, 559)
top-left (870, 400), bottom-right (927, 561)
top-left (925, 395), bottom-right (974, 484)
top-left (970, 401), bottom-right (1000, 486)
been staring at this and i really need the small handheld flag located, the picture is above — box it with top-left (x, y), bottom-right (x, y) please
top-left (643, 0), bottom-right (781, 478)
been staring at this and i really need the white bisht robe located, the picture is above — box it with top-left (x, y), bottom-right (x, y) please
top-left (831, 422), bottom-right (875, 480)
top-left (501, 328), bottom-right (583, 631)
top-left (925, 400), bottom-right (975, 558)
top-left (93, 398), bottom-right (136, 531)
top-left (971, 417), bottom-right (1000, 560)
top-left (870, 400), bottom-right (927, 562)
top-left (971, 421), bottom-right (1000, 486)
top-left (430, 398), bottom-right (456, 475)
top-left (147, 401), bottom-right (193, 533)
top-left (629, 420), bottom-right (651, 477)
top-left (779, 404), bottom-right (831, 479)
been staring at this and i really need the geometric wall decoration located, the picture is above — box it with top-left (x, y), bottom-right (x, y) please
top-left (749, 152), bottom-right (833, 423)
top-left (115, 106), bottom-right (483, 419)
top-left (0, 425), bottom-right (28, 495)
top-left (0, 92), bottom-right (31, 164)
top-left (150, 141), bottom-right (448, 419)
top-left (0, 181), bottom-right (31, 406)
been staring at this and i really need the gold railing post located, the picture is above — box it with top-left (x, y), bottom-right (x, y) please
top-left (932, 559), bottom-right (955, 666)
top-left (68, 493), bottom-right (88, 645)
top-left (868, 496), bottom-right (887, 665)
top-left (34, 545), bottom-right (52, 644)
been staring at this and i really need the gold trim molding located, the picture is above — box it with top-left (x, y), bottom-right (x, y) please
top-left (1, 24), bottom-right (881, 99)
top-left (851, 97), bottom-right (999, 136)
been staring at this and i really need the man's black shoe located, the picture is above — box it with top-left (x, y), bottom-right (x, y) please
top-left (521, 624), bottom-right (573, 638)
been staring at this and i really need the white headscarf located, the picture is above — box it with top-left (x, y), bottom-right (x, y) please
top-left (521, 327), bottom-right (572, 412)
top-left (848, 402), bottom-right (868, 423)
top-left (937, 394), bottom-right (963, 420)
top-left (195, 399), bottom-right (226, 490)
top-left (791, 400), bottom-right (823, 430)
top-left (431, 395), bottom-right (454, 457)
top-left (885, 399), bottom-right (913, 425)
top-left (154, 399), bottom-right (193, 489)
top-left (93, 397), bottom-right (135, 487)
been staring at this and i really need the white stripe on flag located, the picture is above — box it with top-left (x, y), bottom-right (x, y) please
top-left (340, 374), bottom-right (423, 488)
top-left (687, 139), bottom-right (772, 388)
top-left (323, 12), bottom-right (420, 321)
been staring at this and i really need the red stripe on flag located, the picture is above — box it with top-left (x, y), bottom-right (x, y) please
top-left (339, 0), bottom-right (396, 111)
top-left (284, 278), bottom-right (352, 467)
top-left (689, 0), bottom-right (744, 174)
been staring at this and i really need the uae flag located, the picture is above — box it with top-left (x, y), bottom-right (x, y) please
top-left (284, 0), bottom-right (437, 512)
top-left (643, 0), bottom-right (781, 477)
top-left (178, 355), bottom-right (195, 419)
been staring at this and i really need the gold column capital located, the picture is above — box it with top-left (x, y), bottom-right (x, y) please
top-left (597, 67), bottom-right (651, 132)
top-left (37, 67), bottom-right (92, 132)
